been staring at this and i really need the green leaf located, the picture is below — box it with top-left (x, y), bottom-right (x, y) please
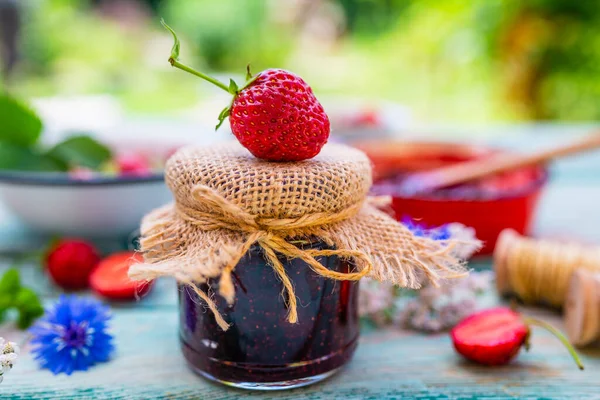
top-left (228, 79), bottom-right (239, 94)
top-left (15, 288), bottom-right (44, 329)
top-left (16, 293), bottom-right (44, 329)
top-left (0, 296), bottom-right (9, 312)
top-left (246, 64), bottom-right (253, 81)
top-left (161, 19), bottom-right (180, 62)
top-left (46, 135), bottom-right (113, 170)
top-left (216, 106), bottom-right (230, 130)
top-left (16, 310), bottom-right (41, 330)
top-left (241, 73), bottom-right (260, 90)
top-left (0, 269), bottom-right (44, 329)
top-left (0, 142), bottom-right (66, 172)
top-left (0, 94), bottom-right (43, 147)
top-left (14, 287), bottom-right (42, 310)
top-left (0, 268), bottom-right (21, 295)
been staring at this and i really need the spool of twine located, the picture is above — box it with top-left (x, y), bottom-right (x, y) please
top-left (494, 229), bottom-right (600, 307)
top-left (565, 269), bottom-right (600, 347)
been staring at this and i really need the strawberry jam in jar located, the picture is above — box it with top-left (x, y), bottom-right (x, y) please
top-left (134, 143), bottom-right (470, 391)
top-left (178, 241), bottom-right (359, 390)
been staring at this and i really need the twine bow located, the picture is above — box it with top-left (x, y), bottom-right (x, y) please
top-left (172, 185), bottom-right (373, 330)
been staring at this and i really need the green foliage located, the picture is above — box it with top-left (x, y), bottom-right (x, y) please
top-left (0, 143), bottom-right (64, 172)
top-left (11, 0), bottom-right (600, 121)
top-left (46, 135), bottom-right (112, 170)
top-left (0, 269), bottom-right (20, 295)
top-left (160, 0), bottom-right (292, 72)
top-left (0, 268), bottom-right (44, 329)
top-left (18, 0), bottom-right (151, 93)
top-left (337, 0), bottom-right (412, 35)
top-left (0, 94), bottom-right (113, 172)
top-left (0, 94), bottom-right (43, 147)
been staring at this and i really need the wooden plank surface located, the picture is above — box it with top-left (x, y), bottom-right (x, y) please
top-left (2, 128), bottom-right (600, 399)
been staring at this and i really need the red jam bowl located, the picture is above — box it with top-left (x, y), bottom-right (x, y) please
top-left (355, 141), bottom-right (548, 255)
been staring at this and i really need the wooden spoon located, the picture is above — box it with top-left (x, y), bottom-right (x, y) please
top-left (401, 134), bottom-right (600, 195)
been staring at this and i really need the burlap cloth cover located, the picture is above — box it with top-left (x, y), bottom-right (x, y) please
top-left (130, 142), bottom-right (471, 330)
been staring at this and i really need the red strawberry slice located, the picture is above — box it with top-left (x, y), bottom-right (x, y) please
top-left (451, 308), bottom-right (528, 366)
top-left (451, 307), bottom-right (584, 369)
top-left (45, 239), bottom-right (100, 290)
top-left (90, 252), bottom-right (153, 300)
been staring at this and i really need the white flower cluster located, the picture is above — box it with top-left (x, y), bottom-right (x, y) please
top-left (444, 223), bottom-right (481, 260)
top-left (359, 271), bottom-right (494, 333)
top-left (394, 271), bottom-right (493, 332)
top-left (0, 337), bottom-right (20, 383)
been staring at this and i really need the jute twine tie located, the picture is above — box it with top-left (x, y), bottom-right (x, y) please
top-left (146, 185), bottom-right (373, 330)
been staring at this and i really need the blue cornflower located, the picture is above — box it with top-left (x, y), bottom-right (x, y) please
top-left (402, 217), bottom-right (451, 241)
top-left (29, 295), bottom-right (114, 375)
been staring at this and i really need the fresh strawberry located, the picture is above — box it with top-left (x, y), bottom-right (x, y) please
top-left (162, 21), bottom-right (330, 162)
top-left (227, 69), bottom-right (330, 161)
top-left (45, 239), bottom-right (100, 290)
top-left (451, 308), bottom-right (528, 366)
top-left (90, 252), bottom-right (153, 300)
top-left (116, 153), bottom-right (152, 177)
top-left (451, 307), bottom-right (584, 369)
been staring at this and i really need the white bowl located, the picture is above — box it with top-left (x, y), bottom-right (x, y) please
top-left (0, 113), bottom-right (225, 238)
top-left (0, 172), bottom-right (170, 238)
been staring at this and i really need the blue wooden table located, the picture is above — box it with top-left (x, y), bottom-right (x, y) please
top-left (2, 126), bottom-right (600, 399)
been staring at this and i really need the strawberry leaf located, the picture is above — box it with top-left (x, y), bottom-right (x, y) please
top-left (0, 94), bottom-right (43, 147)
top-left (46, 135), bottom-right (113, 170)
top-left (241, 73), bottom-right (260, 90)
top-left (228, 79), bottom-right (239, 94)
top-left (246, 64), bottom-right (253, 80)
top-left (0, 142), bottom-right (65, 171)
top-left (216, 106), bottom-right (231, 130)
top-left (161, 19), bottom-right (180, 63)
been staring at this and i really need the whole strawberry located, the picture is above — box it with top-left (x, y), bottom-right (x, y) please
top-left (45, 239), bottom-right (101, 290)
top-left (451, 307), bottom-right (583, 369)
top-left (162, 21), bottom-right (330, 162)
top-left (229, 69), bottom-right (329, 161)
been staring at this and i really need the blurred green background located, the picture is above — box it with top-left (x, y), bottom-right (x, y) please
top-left (2, 0), bottom-right (600, 122)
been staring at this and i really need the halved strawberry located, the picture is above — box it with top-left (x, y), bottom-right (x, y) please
top-left (451, 307), bottom-right (583, 369)
top-left (451, 308), bottom-right (528, 366)
top-left (90, 252), bottom-right (153, 300)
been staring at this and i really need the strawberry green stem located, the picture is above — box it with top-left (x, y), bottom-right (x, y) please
top-left (161, 19), bottom-right (233, 95)
top-left (168, 60), bottom-right (231, 93)
top-left (523, 317), bottom-right (584, 370)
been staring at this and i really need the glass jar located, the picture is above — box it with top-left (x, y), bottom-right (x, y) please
top-left (178, 240), bottom-right (360, 390)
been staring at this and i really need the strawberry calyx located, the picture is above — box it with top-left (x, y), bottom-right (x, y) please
top-left (522, 316), bottom-right (584, 370)
top-left (161, 19), bottom-right (258, 130)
